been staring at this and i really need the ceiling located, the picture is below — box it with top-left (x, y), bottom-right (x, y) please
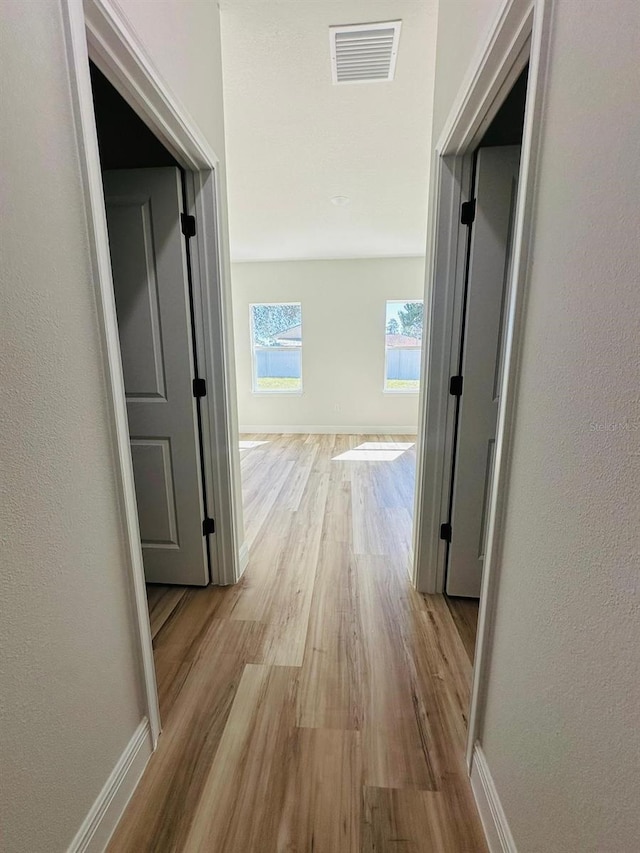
top-left (219, 0), bottom-right (438, 262)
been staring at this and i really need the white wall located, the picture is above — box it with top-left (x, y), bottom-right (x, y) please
top-left (1, 3), bottom-right (143, 850)
top-left (430, 0), bottom-right (503, 145)
top-left (432, 1), bottom-right (640, 850)
top-left (116, 0), bottom-right (226, 163)
top-left (232, 258), bottom-right (425, 432)
top-left (0, 1), bottom-right (232, 850)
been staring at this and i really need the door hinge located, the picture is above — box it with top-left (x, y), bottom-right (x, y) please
top-left (440, 522), bottom-right (452, 543)
top-left (461, 199), bottom-right (476, 226)
top-left (181, 213), bottom-right (196, 238)
top-left (193, 377), bottom-right (206, 398)
top-left (449, 375), bottom-right (463, 397)
top-left (202, 517), bottom-right (215, 536)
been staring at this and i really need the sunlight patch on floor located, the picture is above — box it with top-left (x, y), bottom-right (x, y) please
top-left (357, 442), bottom-right (415, 451)
top-left (332, 441), bottom-right (415, 462)
top-left (239, 440), bottom-right (271, 450)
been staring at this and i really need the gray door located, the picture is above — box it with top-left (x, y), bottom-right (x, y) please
top-left (104, 167), bottom-right (209, 585)
top-left (447, 146), bottom-right (521, 597)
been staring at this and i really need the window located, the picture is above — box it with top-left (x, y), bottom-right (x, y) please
top-left (384, 300), bottom-right (423, 392)
top-left (250, 303), bottom-right (302, 393)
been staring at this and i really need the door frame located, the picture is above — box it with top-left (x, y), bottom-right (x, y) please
top-left (411, 0), bottom-right (554, 767)
top-left (62, 0), bottom-right (244, 745)
top-left (446, 145), bottom-right (523, 599)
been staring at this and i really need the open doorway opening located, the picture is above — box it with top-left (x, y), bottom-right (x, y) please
top-left (87, 64), bottom-right (229, 730)
top-left (410, 1), bottom-right (555, 786)
top-left (90, 62), bottom-right (216, 605)
top-left (444, 67), bottom-right (529, 661)
top-left (91, 63), bottom-right (215, 593)
top-left (60, 0), bottom-right (247, 781)
top-left (218, 1), bottom-right (432, 574)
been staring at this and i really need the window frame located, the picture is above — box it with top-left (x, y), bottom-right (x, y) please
top-left (249, 301), bottom-right (303, 395)
top-left (383, 299), bottom-right (424, 394)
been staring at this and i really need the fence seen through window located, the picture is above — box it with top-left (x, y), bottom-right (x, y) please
top-left (385, 300), bottom-right (423, 392)
top-left (250, 303), bottom-right (302, 393)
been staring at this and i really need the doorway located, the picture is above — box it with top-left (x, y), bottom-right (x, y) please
top-left (412, 0), bottom-right (554, 779)
top-left (91, 63), bottom-right (214, 588)
top-left (444, 69), bottom-right (528, 644)
top-left (71, 0), bottom-right (244, 737)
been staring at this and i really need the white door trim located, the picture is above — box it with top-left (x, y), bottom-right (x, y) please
top-left (61, 0), bottom-right (243, 744)
top-left (413, 0), bottom-right (534, 596)
top-left (185, 169), bottom-right (242, 585)
top-left (83, 0), bottom-right (216, 170)
top-left (412, 150), bottom-right (475, 594)
top-left (410, 0), bottom-right (555, 770)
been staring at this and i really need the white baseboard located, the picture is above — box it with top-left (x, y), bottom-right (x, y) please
top-left (239, 425), bottom-right (418, 435)
top-left (67, 718), bottom-right (153, 853)
top-left (407, 546), bottom-right (415, 580)
top-left (470, 744), bottom-right (517, 853)
top-left (238, 540), bottom-right (249, 576)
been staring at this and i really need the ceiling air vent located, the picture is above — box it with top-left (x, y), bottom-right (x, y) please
top-left (329, 21), bottom-right (402, 85)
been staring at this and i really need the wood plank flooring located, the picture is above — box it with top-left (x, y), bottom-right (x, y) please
top-left (445, 596), bottom-right (480, 664)
top-left (112, 434), bottom-right (487, 852)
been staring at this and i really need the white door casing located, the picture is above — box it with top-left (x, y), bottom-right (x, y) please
top-left (104, 166), bottom-right (209, 585)
top-left (447, 146), bottom-right (521, 598)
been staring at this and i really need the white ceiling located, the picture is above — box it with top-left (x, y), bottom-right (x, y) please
top-left (219, 0), bottom-right (438, 262)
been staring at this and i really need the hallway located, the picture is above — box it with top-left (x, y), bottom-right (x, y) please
top-left (112, 434), bottom-right (486, 851)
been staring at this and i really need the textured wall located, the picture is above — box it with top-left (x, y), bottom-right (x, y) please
top-left (0, 3), bottom-right (143, 850)
top-left (116, 0), bottom-right (227, 163)
top-left (232, 258), bottom-right (425, 431)
top-left (430, 0), bottom-right (503, 144)
top-left (0, 0), bottom-right (233, 849)
top-left (479, 1), bottom-right (640, 849)
top-left (430, 0), bottom-right (640, 849)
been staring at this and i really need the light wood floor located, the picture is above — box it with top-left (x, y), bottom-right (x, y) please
top-left (113, 434), bottom-right (487, 852)
top-left (445, 596), bottom-right (479, 665)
